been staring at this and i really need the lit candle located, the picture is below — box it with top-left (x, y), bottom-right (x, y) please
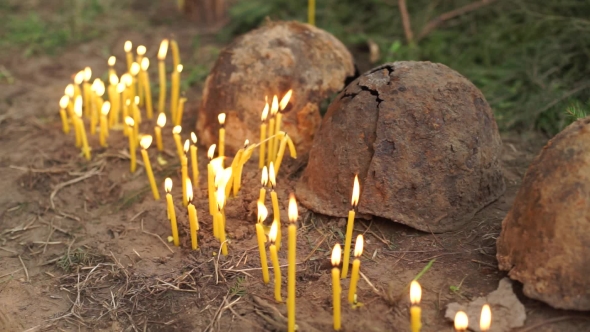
top-left (82, 67), bottom-right (91, 118)
top-left (287, 193), bottom-right (298, 332)
top-left (216, 180), bottom-right (228, 256)
top-left (132, 97), bottom-right (141, 141)
top-left (480, 304), bottom-right (491, 332)
top-left (410, 281), bottom-right (422, 332)
top-left (232, 140), bottom-right (249, 196)
top-left (155, 113), bottom-right (166, 151)
top-left (348, 234), bottom-right (364, 305)
top-left (274, 131), bottom-right (289, 175)
top-left (139, 136), bottom-right (159, 199)
top-left (279, 89), bottom-right (293, 111)
top-left (164, 178), bottom-right (180, 246)
top-left (141, 57), bottom-right (154, 119)
top-left (256, 201), bottom-right (270, 284)
top-left (136, 45), bottom-right (146, 106)
top-left (124, 40), bottom-right (133, 72)
top-left (267, 96), bottom-right (278, 166)
top-left (91, 79), bottom-right (105, 135)
top-left (186, 178), bottom-right (199, 250)
top-left (65, 84), bottom-right (75, 120)
top-left (308, 0), bottom-right (316, 26)
top-left (75, 96), bottom-right (91, 160)
top-left (259, 166), bottom-right (268, 203)
top-left (70, 92), bottom-right (81, 147)
top-left (274, 90), bottom-right (292, 157)
top-left (73, 72), bottom-right (83, 102)
top-left (259, 101), bottom-right (269, 169)
top-left (269, 220), bottom-right (282, 302)
top-left (170, 39), bottom-right (180, 71)
top-left (172, 125), bottom-right (183, 161)
top-left (108, 56), bottom-right (116, 79)
top-left (157, 39), bottom-right (169, 114)
top-left (116, 82), bottom-right (125, 126)
top-left (341, 175), bottom-right (360, 279)
top-left (218, 113), bottom-right (226, 159)
top-left (125, 117), bottom-right (137, 173)
top-left (182, 140), bottom-right (189, 207)
top-left (130, 63), bottom-right (141, 107)
top-left (190, 132), bottom-right (199, 187)
top-left (268, 162), bottom-right (281, 250)
top-left (99, 101), bottom-right (110, 147)
top-left (120, 74), bottom-right (132, 120)
top-left (59, 96), bottom-right (70, 134)
top-left (207, 145), bottom-right (217, 217)
top-left (331, 243), bottom-right (342, 331)
top-left (171, 64), bottom-right (182, 124)
top-left (108, 74), bottom-right (120, 127)
top-left (454, 311), bottom-right (468, 332)
top-left (176, 96), bottom-right (187, 126)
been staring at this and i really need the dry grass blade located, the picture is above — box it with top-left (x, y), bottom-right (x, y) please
top-left (50, 167), bottom-right (102, 209)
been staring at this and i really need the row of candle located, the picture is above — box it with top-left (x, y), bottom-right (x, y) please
top-left (258, 91), bottom-right (296, 173)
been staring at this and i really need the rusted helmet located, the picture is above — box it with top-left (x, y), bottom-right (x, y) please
top-left (497, 118), bottom-right (590, 311)
top-left (296, 61), bottom-right (505, 232)
top-left (197, 20), bottom-right (356, 155)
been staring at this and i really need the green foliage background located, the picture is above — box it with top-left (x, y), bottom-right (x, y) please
top-left (222, 0), bottom-right (590, 135)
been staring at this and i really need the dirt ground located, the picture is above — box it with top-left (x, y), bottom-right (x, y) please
top-left (1, 1), bottom-right (590, 332)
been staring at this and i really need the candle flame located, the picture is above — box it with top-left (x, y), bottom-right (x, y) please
top-left (454, 311), bottom-right (468, 331)
top-left (184, 139), bottom-right (190, 153)
top-left (211, 158), bottom-right (224, 179)
top-left (74, 96), bottom-right (83, 117)
top-left (65, 84), bottom-right (75, 97)
top-left (177, 64), bottom-right (183, 73)
top-left (208, 144), bottom-right (216, 160)
top-left (270, 95), bottom-right (279, 116)
top-left (257, 201), bottom-right (268, 223)
top-left (121, 73), bottom-right (133, 86)
top-left (164, 177), bottom-right (172, 192)
top-left (261, 166), bottom-right (268, 186)
top-left (279, 89), bottom-right (293, 110)
top-left (95, 81), bottom-right (105, 97)
top-left (261, 102), bottom-right (269, 121)
top-left (130, 62), bottom-right (140, 76)
top-left (124, 40), bottom-right (132, 52)
top-left (108, 56), bottom-right (116, 67)
top-left (216, 185), bottom-right (225, 210)
top-left (158, 39), bottom-right (169, 60)
top-left (269, 221), bottom-right (278, 242)
top-left (117, 82), bottom-right (125, 93)
top-left (186, 178), bottom-right (193, 202)
top-left (83, 67), bottom-right (92, 82)
top-left (109, 73), bottom-right (119, 86)
top-left (331, 243), bottom-right (342, 266)
top-left (126, 99), bottom-right (131, 106)
top-left (288, 193), bottom-right (298, 223)
top-left (244, 139), bottom-right (249, 147)
top-left (172, 125), bottom-right (182, 135)
top-left (409, 280), bottom-right (421, 305)
top-left (137, 45), bottom-right (146, 56)
top-left (141, 57), bottom-right (149, 71)
top-left (218, 113), bottom-right (226, 125)
top-left (157, 113), bottom-right (166, 127)
top-left (351, 175), bottom-right (360, 207)
top-left (101, 101), bottom-right (111, 116)
top-left (354, 234), bottom-right (364, 258)
top-left (134, 96), bottom-right (139, 104)
top-left (480, 304), bottom-right (491, 331)
top-left (125, 116), bottom-right (135, 127)
top-left (140, 135), bottom-right (153, 149)
top-left (59, 95), bottom-right (69, 109)
top-left (74, 71), bottom-right (84, 85)
top-left (191, 132), bottom-right (197, 144)
top-left (268, 162), bottom-right (276, 188)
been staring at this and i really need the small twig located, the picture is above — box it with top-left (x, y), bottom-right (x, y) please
top-left (18, 255), bottom-right (29, 282)
top-left (140, 219), bottom-right (174, 254)
top-left (0, 247), bottom-right (18, 254)
top-left (359, 271), bottom-right (381, 295)
top-left (398, 0), bottom-right (414, 44)
top-left (0, 268), bottom-right (23, 279)
top-left (471, 259), bottom-right (497, 268)
top-left (50, 168), bottom-right (101, 209)
top-left (303, 234), bottom-right (327, 262)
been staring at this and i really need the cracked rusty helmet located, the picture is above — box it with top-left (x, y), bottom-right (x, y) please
top-left (296, 61), bottom-right (505, 232)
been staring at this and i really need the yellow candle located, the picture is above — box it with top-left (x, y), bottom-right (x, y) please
top-left (125, 117), bottom-right (136, 172)
top-left (182, 140), bottom-right (189, 207)
top-left (170, 39), bottom-right (180, 71)
top-left (108, 74), bottom-right (119, 127)
top-left (207, 145), bottom-right (217, 217)
top-left (139, 135), bottom-right (160, 200)
top-left (157, 39), bottom-right (169, 114)
top-left (218, 113), bottom-right (226, 159)
top-left (73, 72), bottom-right (83, 102)
top-left (99, 101), bottom-right (110, 147)
top-left (230, 141), bottom-right (245, 197)
top-left (259, 102), bottom-right (269, 169)
top-left (348, 235), bottom-right (364, 304)
top-left (164, 178), bottom-right (180, 247)
top-left (171, 65), bottom-right (182, 124)
top-left (108, 56), bottom-right (116, 80)
top-left (222, 166), bottom-right (234, 202)
top-left (124, 40), bottom-right (133, 71)
top-left (65, 84), bottom-right (75, 119)
top-left (259, 166), bottom-right (268, 203)
top-left (82, 67), bottom-right (91, 118)
top-left (187, 133), bottom-right (198, 188)
top-left (454, 311), bottom-right (468, 332)
top-left (216, 184), bottom-right (228, 256)
top-left (74, 96), bottom-right (91, 160)
top-left (256, 202), bottom-right (270, 284)
top-left (90, 79), bottom-right (105, 135)
top-left (130, 63), bottom-right (140, 107)
top-left (236, 144), bottom-right (255, 195)
top-left (59, 96), bottom-right (70, 134)
top-left (155, 113), bottom-right (166, 151)
top-left (287, 194), bottom-right (298, 332)
top-left (71, 96), bottom-right (81, 147)
top-left (136, 45), bottom-right (146, 107)
top-left (274, 132), bottom-right (289, 175)
top-left (410, 280), bottom-right (422, 332)
top-left (132, 98), bottom-right (140, 142)
top-left (186, 179), bottom-right (199, 250)
top-left (269, 220), bottom-right (282, 302)
top-left (172, 125), bottom-right (183, 161)
top-left (480, 304), bottom-right (492, 332)
top-left (269, 162), bottom-right (281, 250)
top-left (308, 0), bottom-right (316, 26)
top-left (116, 82), bottom-right (125, 125)
top-left (176, 96), bottom-right (187, 126)
top-left (286, 135), bottom-right (297, 159)
top-left (267, 117), bottom-right (275, 166)
top-left (342, 175), bottom-right (360, 279)
top-left (331, 243), bottom-right (342, 331)
top-left (269, 95), bottom-right (279, 162)
top-left (141, 57), bottom-right (154, 119)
